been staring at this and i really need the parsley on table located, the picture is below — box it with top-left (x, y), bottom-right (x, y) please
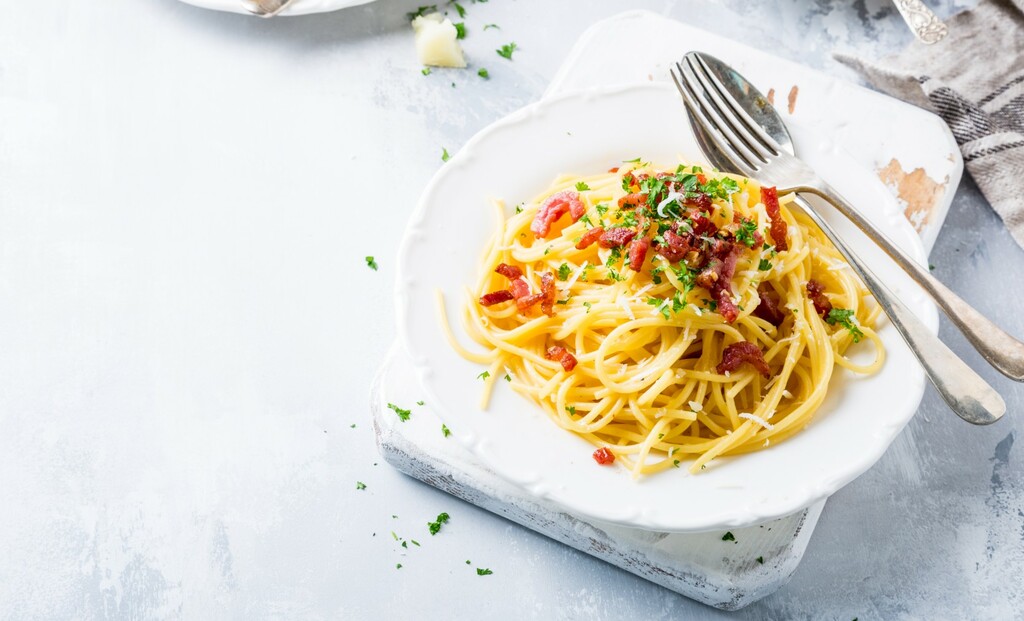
top-left (427, 512), bottom-right (450, 535)
top-left (365, 256), bottom-right (378, 271)
top-left (673, 460), bottom-right (680, 468)
top-left (421, 67), bottom-right (431, 76)
top-left (465, 560), bottom-right (471, 564)
top-left (575, 181), bottom-right (590, 191)
top-left (441, 424), bottom-right (451, 437)
top-left (407, 5), bottom-right (437, 20)
top-left (496, 42), bottom-right (517, 59)
top-left (735, 218), bottom-right (758, 247)
top-left (441, 147), bottom-right (450, 162)
top-left (452, 1), bottom-right (466, 18)
top-left (826, 308), bottom-right (864, 343)
top-left (416, 400), bottom-right (425, 406)
top-left (454, 22), bottom-right (466, 39)
top-left (476, 568), bottom-right (493, 576)
top-left (722, 531), bottom-right (736, 542)
top-left (410, 540), bottom-right (420, 547)
top-left (356, 481), bottom-right (366, 490)
top-left (477, 68), bottom-right (489, 79)
top-left (477, 371), bottom-right (490, 380)
top-left (350, 424), bottom-right (356, 428)
top-left (483, 23), bottom-right (499, 29)
top-left (396, 563), bottom-right (403, 569)
top-left (756, 556), bottom-right (764, 564)
top-left (387, 402), bottom-right (411, 422)
top-left (557, 263), bottom-right (571, 281)
top-left (758, 258), bottom-right (773, 271)
top-left (504, 373), bottom-right (511, 382)
top-left (622, 157), bottom-right (642, 163)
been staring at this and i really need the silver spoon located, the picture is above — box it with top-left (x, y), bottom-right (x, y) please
top-left (240, 0), bottom-right (297, 17)
top-left (684, 53), bottom-right (1003, 425)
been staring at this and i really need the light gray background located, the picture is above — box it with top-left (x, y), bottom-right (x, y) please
top-left (0, 1), bottom-right (1019, 619)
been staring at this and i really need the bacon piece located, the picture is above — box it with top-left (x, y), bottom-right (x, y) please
top-left (687, 212), bottom-right (718, 237)
top-left (545, 345), bottom-right (578, 372)
top-left (806, 279), bottom-right (832, 317)
top-left (592, 447), bottom-right (615, 465)
top-left (627, 238), bottom-right (650, 271)
top-left (575, 226), bottom-right (605, 250)
top-left (618, 193), bottom-right (646, 209)
top-left (654, 229), bottom-right (691, 263)
top-left (761, 186), bottom-right (788, 251)
top-left (752, 282), bottom-right (785, 325)
top-left (530, 190), bottom-right (585, 238)
top-left (495, 263), bottom-right (523, 281)
top-left (697, 173), bottom-right (708, 185)
top-left (753, 282), bottom-right (785, 326)
top-left (696, 242), bottom-right (743, 323)
top-left (599, 227), bottom-right (637, 248)
top-left (479, 290), bottom-right (514, 306)
top-left (510, 278), bottom-right (543, 312)
top-left (716, 341), bottom-right (771, 378)
top-left (716, 290), bottom-right (740, 323)
top-left (684, 192), bottom-right (712, 212)
top-left (539, 272), bottom-right (556, 317)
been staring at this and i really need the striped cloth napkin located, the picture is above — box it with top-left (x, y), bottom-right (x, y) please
top-left (837, 0), bottom-right (1024, 248)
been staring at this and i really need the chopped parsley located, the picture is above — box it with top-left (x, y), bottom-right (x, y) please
top-left (608, 269), bottom-right (625, 282)
top-left (826, 308), bottom-right (864, 343)
top-left (410, 540), bottom-right (420, 547)
top-left (407, 5), bottom-right (437, 20)
top-left (496, 42), bottom-right (517, 59)
top-left (622, 157), bottom-right (642, 163)
top-left (452, 1), bottom-right (466, 18)
top-left (673, 460), bottom-right (680, 468)
top-left (477, 68), bottom-right (489, 79)
top-left (557, 263), bottom-right (571, 281)
top-left (387, 402), bottom-right (411, 422)
top-left (617, 210), bottom-right (638, 228)
top-left (595, 204), bottom-right (608, 216)
top-left (605, 246), bottom-right (622, 268)
top-left (504, 373), bottom-right (511, 382)
top-left (396, 563), bottom-right (403, 569)
top-left (466, 560), bottom-right (471, 564)
top-left (575, 181), bottom-right (590, 191)
top-left (421, 67), bottom-right (431, 76)
top-left (566, 405), bottom-right (576, 415)
top-left (735, 218), bottom-right (758, 247)
top-left (476, 568), bottom-right (493, 576)
top-left (756, 556), bottom-right (764, 564)
top-left (514, 205), bottom-right (523, 214)
top-left (356, 481), bottom-right (366, 490)
top-left (441, 147), bottom-right (450, 162)
top-left (416, 400), bottom-right (425, 406)
top-left (427, 512), bottom-right (451, 535)
top-left (365, 256), bottom-right (378, 271)
top-left (454, 22), bottom-right (466, 39)
top-left (477, 371), bottom-right (490, 380)
top-left (650, 265), bottom-right (665, 285)
top-left (483, 23), bottom-right (499, 29)
top-left (758, 258), bottom-right (773, 271)
top-left (441, 424), bottom-right (451, 437)
top-left (647, 297), bottom-right (670, 320)
top-left (579, 214), bottom-right (593, 228)
top-left (722, 531), bottom-right (736, 542)
top-left (582, 301), bottom-right (592, 313)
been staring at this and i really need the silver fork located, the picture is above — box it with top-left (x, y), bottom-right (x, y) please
top-left (672, 52), bottom-right (1024, 383)
top-left (240, 0), bottom-right (297, 17)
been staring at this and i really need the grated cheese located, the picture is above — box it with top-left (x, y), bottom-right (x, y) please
top-left (739, 412), bottom-right (775, 430)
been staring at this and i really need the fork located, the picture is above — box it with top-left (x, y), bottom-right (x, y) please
top-left (671, 52), bottom-right (1024, 385)
top-left (240, 0), bottom-right (297, 17)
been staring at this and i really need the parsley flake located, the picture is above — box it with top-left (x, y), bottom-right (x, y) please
top-left (595, 204), bottom-right (608, 216)
top-left (427, 512), bottom-right (451, 535)
top-left (557, 263), bottom-right (571, 281)
top-left (396, 563), bottom-right (403, 569)
top-left (454, 22), bottom-right (466, 39)
top-left (504, 373), bottom-right (511, 382)
top-left (826, 308), bottom-right (864, 343)
top-left (722, 531), bottom-right (736, 542)
top-left (496, 42), bottom-right (517, 59)
top-left (758, 258), bottom-right (773, 271)
top-left (477, 371), bottom-right (490, 380)
top-left (421, 67), bottom-right (431, 76)
top-left (477, 68), bottom-right (489, 79)
top-left (417, 400), bottom-right (425, 406)
top-left (441, 424), bottom-right (451, 437)
top-left (566, 406), bottom-right (576, 415)
top-left (735, 218), bottom-right (758, 247)
top-left (476, 568), bottom-right (493, 576)
top-left (441, 147), bottom-right (450, 162)
top-left (575, 181), bottom-right (590, 191)
top-left (387, 402), bottom-right (411, 422)
top-left (483, 23), bottom-right (499, 29)
top-left (757, 556), bottom-right (764, 564)
top-left (356, 481), bottom-right (366, 490)
top-left (407, 5), bottom-right (437, 20)
top-left (452, 1), bottom-right (466, 18)
top-left (365, 256), bottom-right (378, 271)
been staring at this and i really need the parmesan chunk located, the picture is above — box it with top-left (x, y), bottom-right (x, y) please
top-left (412, 14), bottom-right (466, 68)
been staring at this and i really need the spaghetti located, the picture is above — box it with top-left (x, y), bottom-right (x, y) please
top-left (444, 162), bottom-right (884, 476)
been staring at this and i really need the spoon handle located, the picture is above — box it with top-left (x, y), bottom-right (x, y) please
top-left (790, 196), bottom-right (1004, 425)
top-left (798, 181), bottom-right (1024, 383)
top-left (891, 0), bottom-right (949, 45)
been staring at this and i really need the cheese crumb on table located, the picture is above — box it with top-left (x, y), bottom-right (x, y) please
top-left (412, 14), bottom-right (466, 68)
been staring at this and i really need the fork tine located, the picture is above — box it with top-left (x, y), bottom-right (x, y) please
top-left (671, 64), bottom-right (756, 176)
top-left (688, 52), bottom-right (785, 158)
top-left (672, 61), bottom-right (763, 174)
top-left (682, 55), bottom-right (777, 165)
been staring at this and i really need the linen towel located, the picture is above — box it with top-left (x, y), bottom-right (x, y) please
top-left (837, 0), bottom-right (1024, 248)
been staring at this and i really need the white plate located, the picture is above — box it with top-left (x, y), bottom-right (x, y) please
top-left (396, 83), bottom-right (939, 533)
top-left (178, 0), bottom-right (373, 16)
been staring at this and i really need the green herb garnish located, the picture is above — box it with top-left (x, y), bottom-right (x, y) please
top-left (387, 402), bottom-right (411, 422)
top-left (826, 308), bottom-right (864, 343)
top-left (722, 531), bottom-right (736, 542)
top-left (496, 42), bottom-right (517, 59)
top-left (476, 568), bottom-right (493, 576)
top-left (365, 256), bottom-right (378, 271)
top-left (427, 512), bottom-right (450, 535)
top-left (441, 424), bottom-right (451, 437)
top-left (557, 263), bottom-right (571, 281)
top-left (441, 147), bottom-right (450, 162)
top-left (477, 68), bottom-right (489, 79)
top-left (356, 481), bottom-right (366, 490)
top-left (575, 181), bottom-right (590, 191)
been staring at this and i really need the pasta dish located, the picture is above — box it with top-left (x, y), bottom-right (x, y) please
top-left (442, 161), bottom-right (884, 476)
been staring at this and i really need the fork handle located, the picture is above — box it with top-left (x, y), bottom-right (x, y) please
top-left (798, 182), bottom-right (1024, 382)
top-left (791, 196), bottom-right (1004, 424)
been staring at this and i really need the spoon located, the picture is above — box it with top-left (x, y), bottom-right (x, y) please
top-left (684, 53), bottom-right (1004, 425)
top-left (240, 0), bottom-right (297, 17)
